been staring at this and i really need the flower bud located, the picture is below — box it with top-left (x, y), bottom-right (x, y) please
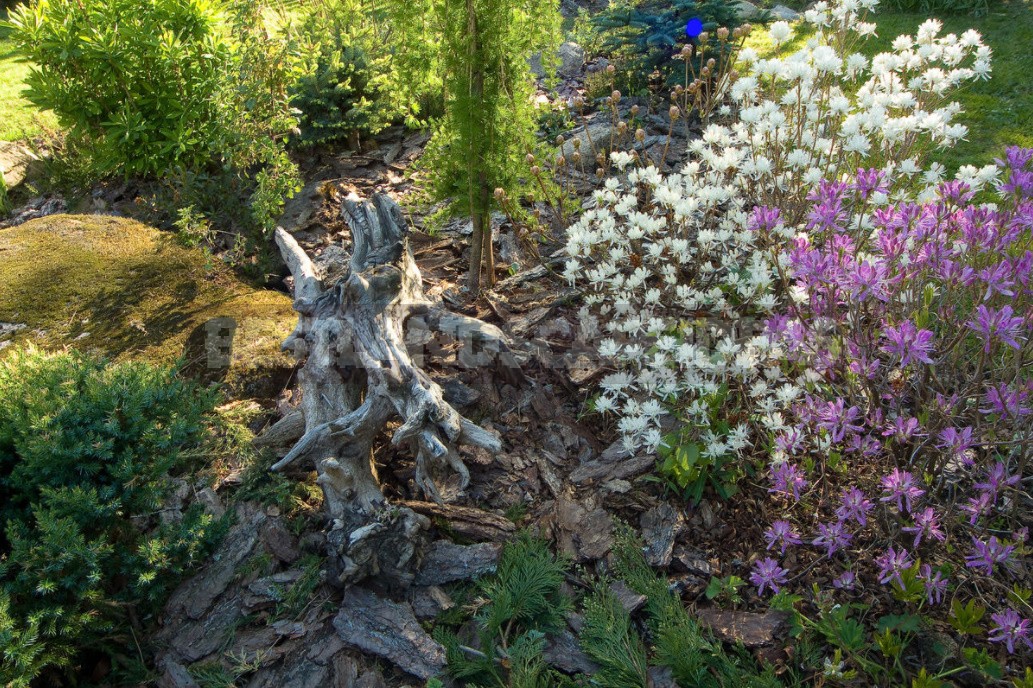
top-left (571, 152), bottom-right (581, 164)
top-left (526, 153), bottom-right (535, 164)
top-left (707, 58), bottom-right (717, 69)
top-left (556, 155), bottom-right (566, 167)
top-left (617, 121), bottom-right (628, 134)
top-left (596, 167), bottom-right (605, 178)
top-left (630, 104), bottom-right (640, 116)
top-left (611, 90), bottom-right (621, 102)
top-left (555, 134), bottom-right (565, 147)
top-left (635, 128), bottom-right (645, 142)
top-left (573, 137), bottom-right (581, 149)
top-left (494, 187), bottom-right (505, 200)
top-left (596, 152), bottom-right (605, 166)
top-left (669, 105), bottom-right (681, 120)
top-left (717, 27), bottom-right (730, 41)
top-left (530, 165), bottom-right (541, 175)
top-left (606, 64), bottom-right (615, 74)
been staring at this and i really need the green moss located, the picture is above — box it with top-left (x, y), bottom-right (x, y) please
top-left (0, 214), bottom-right (296, 396)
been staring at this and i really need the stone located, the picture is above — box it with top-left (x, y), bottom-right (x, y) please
top-left (557, 42), bottom-right (585, 77)
top-left (0, 142), bottom-right (40, 189)
top-left (648, 666), bottom-right (678, 688)
top-left (561, 122), bottom-right (618, 160)
top-left (735, 0), bottom-right (763, 20)
top-left (333, 586), bottom-right (447, 680)
top-left (529, 42), bottom-right (585, 79)
top-left (261, 518), bottom-right (302, 564)
top-left (771, 4), bottom-right (801, 20)
top-left (278, 179), bottom-right (326, 235)
top-left (441, 378), bottom-right (481, 407)
top-left (414, 541), bottom-right (502, 586)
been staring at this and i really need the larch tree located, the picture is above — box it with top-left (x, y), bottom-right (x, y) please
top-left (386, 0), bottom-right (561, 293)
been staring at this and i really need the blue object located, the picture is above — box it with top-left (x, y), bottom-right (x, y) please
top-left (685, 17), bottom-right (704, 38)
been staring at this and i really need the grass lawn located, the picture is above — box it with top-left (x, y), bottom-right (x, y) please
top-left (0, 20), bottom-right (56, 142)
top-left (745, 0), bottom-right (1033, 172)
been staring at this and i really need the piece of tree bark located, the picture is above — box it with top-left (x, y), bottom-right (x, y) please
top-left (273, 193), bottom-right (520, 587)
top-left (333, 586), bottom-right (446, 680)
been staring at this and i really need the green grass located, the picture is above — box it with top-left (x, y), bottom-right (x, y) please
top-left (744, 0), bottom-right (1033, 172)
top-left (867, 0), bottom-right (1033, 171)
top-left (0, 21), bottom-right (56, 142)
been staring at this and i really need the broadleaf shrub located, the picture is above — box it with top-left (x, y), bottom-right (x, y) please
top-left (4, 0), bottom-right (301, 246)
top-left (0, 347), bottom-right (222, 686)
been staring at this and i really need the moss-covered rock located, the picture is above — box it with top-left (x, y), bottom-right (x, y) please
top-left (0, 214), bottom-right (296, 397)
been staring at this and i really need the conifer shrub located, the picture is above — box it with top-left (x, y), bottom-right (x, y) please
top-left (588, 0), bottom-right (740, 91)
top-left (0, 346), bottom-right (222, 686)
top-left (290, 40), bottom-right (384, 148)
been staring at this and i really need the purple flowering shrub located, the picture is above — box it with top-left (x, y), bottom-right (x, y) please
top-left (746, 148), bottom-right (1033, 668)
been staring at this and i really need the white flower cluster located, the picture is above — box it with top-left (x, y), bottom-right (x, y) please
top-left (565, 0), bottom-right (992, 455)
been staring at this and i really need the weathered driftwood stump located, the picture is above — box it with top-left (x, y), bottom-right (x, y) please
top-left (271, 193), bottom-right (519, 587)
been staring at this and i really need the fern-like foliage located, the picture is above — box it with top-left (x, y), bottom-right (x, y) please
top-left (435, 532), bottom-right (574, 687)
top-left (608, 525), bottom-right (785, 688)
top-left (579, 582), bottom-right (651, 688)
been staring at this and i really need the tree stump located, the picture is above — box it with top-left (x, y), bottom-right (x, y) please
top-left (272, 193), bottom-right (520, 587)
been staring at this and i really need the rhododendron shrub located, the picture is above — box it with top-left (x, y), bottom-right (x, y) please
top-left (762, 153), bottom-right (1032, 484)
top-left (565, 0), bottom-right (1033, 673)
top-left (565, 0), bottom-right (991, 461)
top-left (752, 152), bottom-right (1032, 657)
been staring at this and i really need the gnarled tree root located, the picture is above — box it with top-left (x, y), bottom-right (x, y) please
top-left (273, 193), bottom-right (519, 587)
